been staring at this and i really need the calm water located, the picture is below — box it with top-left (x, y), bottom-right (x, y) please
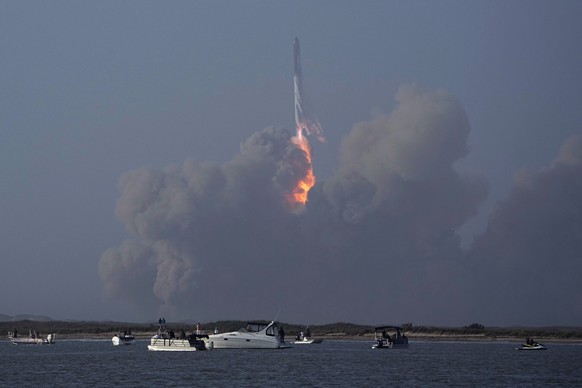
top-left (1, 339), bottom-right (581, 387)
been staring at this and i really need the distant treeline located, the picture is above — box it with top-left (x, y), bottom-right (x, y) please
top-left (1, 320), bottom-right (581, 339)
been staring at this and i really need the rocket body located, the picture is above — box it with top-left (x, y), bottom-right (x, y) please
top-left (293, 37), bottom-right (323, 141)
top-left (293, 37), bottom-right (304, 131)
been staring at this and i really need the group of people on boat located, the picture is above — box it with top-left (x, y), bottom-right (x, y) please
top-left (295, 326), bottom-right (311, 341)
top-left (11, 329), bottom-right (41, 339)
top-left (381, 329), bottom-right (406, 343)
top-left (525, 337), bottom-right (539, 346)
top-left (154, 319), bottom-right (207, 341)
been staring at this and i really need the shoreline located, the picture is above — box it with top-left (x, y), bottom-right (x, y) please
top-left (5, 332), bottom-right (581, 344)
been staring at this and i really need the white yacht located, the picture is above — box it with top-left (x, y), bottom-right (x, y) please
top-left (209, 321), bottom-right (290, 349)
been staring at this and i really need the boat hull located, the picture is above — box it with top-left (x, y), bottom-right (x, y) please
top-left (372, 343), bottom-right (409, 349)
top-left (9, 333), bottom-right (55, 345)
top-left (11, 338), bottom-right (45, 345)
top-left (293, 338), bottom-right (323, 344)
top-left (209, 333), bottom-right (282, 349)
top-left (517, 344), bottom-right (547, 350)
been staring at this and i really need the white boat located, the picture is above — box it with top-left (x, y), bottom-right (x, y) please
top-left (208, 321), bottom-right (290, 349)
top-left (112, 332), bottom-right (135, 346)
top-left (293, 327), bottom-right (323, 344)
top-left (148, 334), bottom-right (211, 351)
top-left (147, 320), bottom-right (211, 351)
top-left (293, 337), bottom-right (323, 344)
top-left (8, 330), bottom-right (55, 345)
top-left (371, 325), bottom-right (409, 349)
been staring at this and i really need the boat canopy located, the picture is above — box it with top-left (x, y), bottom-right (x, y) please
top-left (374, 326), bottom-right (403, 331)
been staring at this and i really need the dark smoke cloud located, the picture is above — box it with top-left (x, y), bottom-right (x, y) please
top-left (100, 126), bottom-right (309, 320)
top-left (100, 84), bottom-right (581, 326)
top-left (467, 135), bottom-right (582, 325)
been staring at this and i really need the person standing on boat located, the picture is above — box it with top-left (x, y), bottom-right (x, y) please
top-left (305, 326), bottom-right (311, 339)
top-left (279, 326), bottom-right (285, 343)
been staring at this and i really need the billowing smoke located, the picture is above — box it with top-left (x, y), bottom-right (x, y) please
top-left (467, 135), bottom-right (582, 325)
top-left (296, 85), bottom-right (488, 324)
top-left (99, 84), bottom-right (582, 326)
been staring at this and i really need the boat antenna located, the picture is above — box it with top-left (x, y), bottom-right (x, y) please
top-left (273, 308), bottom-right (282, 322)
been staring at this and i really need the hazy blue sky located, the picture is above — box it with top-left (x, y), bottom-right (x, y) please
top-left (1, 0), bottom-right (581, 326)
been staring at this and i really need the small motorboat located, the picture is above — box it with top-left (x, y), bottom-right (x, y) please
top-left (293, 326), bottom-right (323, 344)
top-left (293, 337), bottom-right (323, 344)
top-left (112, 331), bottom-right (135, 346)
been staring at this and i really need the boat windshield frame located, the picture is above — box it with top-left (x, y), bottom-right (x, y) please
top-left (374, 326), bottom-right (404, 339)
top-left (240, 321), bottom-right (277, 334)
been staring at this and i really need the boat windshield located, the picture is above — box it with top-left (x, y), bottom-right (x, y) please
top-left (242, 322), bottom-right (271, 333)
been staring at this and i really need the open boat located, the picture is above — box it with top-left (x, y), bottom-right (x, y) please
top-left (293, 327), bottom-right (323, 344)
top-left (208, 321), bottom-right (290, 349)
top-left (293, 337), bottom-right (323, 344)
top-left (148, 333), bottom-right (210, 351)
top-left (8, 330), bottom-right (55, 345)
top-left (147, 320), bottom-right (211, 351)
top-left (371, 325), bottom-right (409, 349)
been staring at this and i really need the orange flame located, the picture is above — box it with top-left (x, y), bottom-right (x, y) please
top-left (288, 127), bottom-right (315, 207)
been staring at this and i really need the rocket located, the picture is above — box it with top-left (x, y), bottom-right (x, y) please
top-left (293, 37), bottom-right (324, 141)
top-left (293, 37), bottom-right (304, 132)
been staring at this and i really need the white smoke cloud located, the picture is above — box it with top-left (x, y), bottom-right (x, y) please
top-left (99, 84), bottom-right (582, 326)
